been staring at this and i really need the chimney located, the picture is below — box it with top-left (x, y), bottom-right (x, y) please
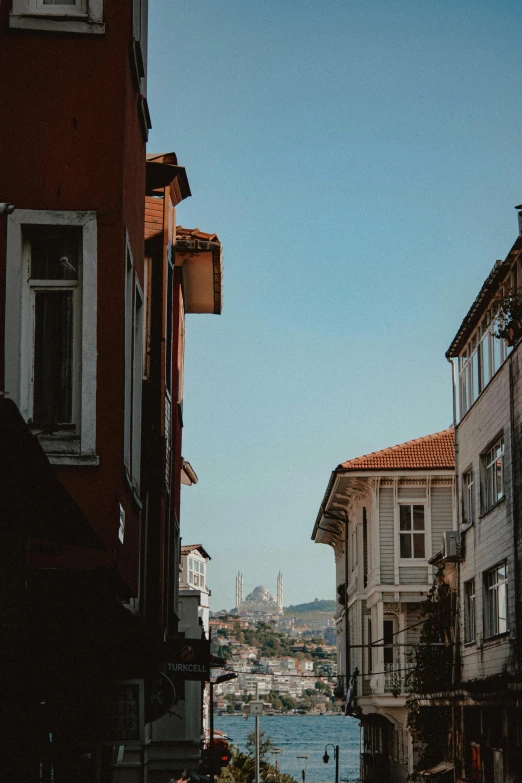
top-left (516, 204), bottom-right (522, 236)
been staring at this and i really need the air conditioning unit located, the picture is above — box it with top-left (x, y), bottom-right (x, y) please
top-left (441, 531), bottom-right (460, 561)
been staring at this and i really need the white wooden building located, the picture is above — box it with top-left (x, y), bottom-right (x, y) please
top-left (312, 429), bottom-right (455, 783)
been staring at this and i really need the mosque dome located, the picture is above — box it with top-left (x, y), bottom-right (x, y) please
top-left (241, 585), bottom-right (279, 613)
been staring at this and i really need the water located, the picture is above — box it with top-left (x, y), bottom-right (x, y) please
top-left (215, 715), bottom-right (361, 783)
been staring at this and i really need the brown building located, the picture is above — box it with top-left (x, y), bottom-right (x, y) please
top-left (0, 3), bottom-right (223, 781)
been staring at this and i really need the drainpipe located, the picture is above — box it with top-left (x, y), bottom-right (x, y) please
top-left (509, 356), bottom-right (521, 674)
top-left (447, 356), bottom-right (460, 783)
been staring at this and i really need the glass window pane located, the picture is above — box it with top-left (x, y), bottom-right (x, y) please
top-left (400, 534), bottom-right (412, 558)
top-left (496, 458), bottom-right (503, 500)
top-left (498, 582), bottom-right (507, 633)
top-left (482, 335), bottom-right (490, 387)
top-left (413, 506), bottom-right (425, 530)
top-left (33, 290), bottom-right (73, 426)
top-left (492, 330), bottom-right (501, 374)
top-left (413, 534), bottom-right (425, 558)
top-left (29, 225), bottom-right (80, 280)
top-left (400, 506), bottom-right (411, 531)
top-left (472, 349), bottom-right (480, 399)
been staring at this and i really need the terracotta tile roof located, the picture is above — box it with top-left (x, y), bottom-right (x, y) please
top-left (181, 544), bottom-right (211, 560)
top-left (337, 428), bottom-right (454, 471)
top-left (176, 226), bottom-right (220, 243)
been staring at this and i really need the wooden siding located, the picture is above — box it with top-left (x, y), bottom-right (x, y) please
top-left (145, 196), bottom-right (164, 240)
top-left (399, 566), bottom-right (428, 584)
top-left (380, 488), bottom-right (395, 583)
top-left (431, 485), bottom-right (453, 555)
top-left (398, 485), bottom-right (426, 499)
top-left (457, 362), bottom-right (515, 681)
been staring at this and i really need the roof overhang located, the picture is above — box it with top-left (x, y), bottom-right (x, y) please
top-left (145, 152), bottom-right (191, 204)
top-left (175, 238), bottom-right (223, 315)
top-left (312, 468), bottom-right (453, 547)
top-left (181, 459), bottom-right (198, 486)
top-left (0, 398), bottom-right (104, 550)
top-left (446, 235), bottom-right (522, 358)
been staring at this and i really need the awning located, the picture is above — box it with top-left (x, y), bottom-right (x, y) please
top-left (417, 761), bottom-right (454, 777)
top-left (0, 398), bottom-right (103, 550)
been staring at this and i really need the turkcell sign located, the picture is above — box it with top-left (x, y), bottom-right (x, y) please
top-left (164, 637), bottom-right (211, 681)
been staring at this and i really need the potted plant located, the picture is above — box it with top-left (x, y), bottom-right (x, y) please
top-left (492, 288), bottom-right (522, 346)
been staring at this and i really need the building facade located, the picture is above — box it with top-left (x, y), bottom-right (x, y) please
top-left (0, 4), bottom-right (224, 781)
top-left (312, 429), bottom-right (455, 782)
top-left (442, 220), bottom-right (522, 783)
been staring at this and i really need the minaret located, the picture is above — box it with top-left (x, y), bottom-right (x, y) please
top-left (236, 572), bottom-right (244, 610)
top-left (277, 572), bottom-right (283, 612)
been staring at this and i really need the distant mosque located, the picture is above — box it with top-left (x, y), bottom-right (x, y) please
top-left (234, 572), bottom-right (284, 617)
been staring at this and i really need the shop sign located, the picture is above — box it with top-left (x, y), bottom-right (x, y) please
top-left (164, 637), bottom-right (211, 681)
top-left (104, 679), bottom-right (144, 743)
top-left (145, 672), bottom-right (176, 723)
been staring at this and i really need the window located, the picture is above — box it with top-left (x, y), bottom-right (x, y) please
top-left (124, 249), bottom-right (133, 474)
top-left (10, 0), bottom-right (104, 34)
top-left (132, 282), bottom-right (144, 494)
top-left (5, 210), bottom-right (97, 464)
top-left (458, 310), bottom-right (511, 420)
top-left (463, 470), bottom-right (475, 526)
top-left (366, 617), bottom-right (373, 674)
top-left (484, 564), bottom-right (508, 637)
top-left (383, 619), bottom-right (395, 665)
top-left (483, 438), bottom-right (505, 512)
top-left (123, 241), bottom-right (143, 496)
top-left (399, 505), bottom-right (425, 558)
top-left (188, 557), bottom-right (205, 588)
top-left (26, 225), bottom-right (80, 430)
top-left (464, 579), bottom-right (476, 643)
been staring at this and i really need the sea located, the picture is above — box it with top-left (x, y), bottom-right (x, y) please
top-left (215, 715), bottom-right (361, 783)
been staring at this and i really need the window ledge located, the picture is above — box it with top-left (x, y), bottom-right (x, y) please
top-left (9, 13), bottom-right (105, 35)
top-left (479, 496), bottom-right (506, 520)
top-left (483, 631), bottom-right (510, 644)
top-left (48, 453), bottom-right (99, 466)
top-left (398, 559), bottom-right (429, 565)
top-left (463, 640), bottom-right (476, 647)
top-left (462, 522), bottom-right (474, 533)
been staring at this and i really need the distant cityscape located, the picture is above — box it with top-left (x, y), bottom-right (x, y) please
top-left (210, 577), bottom-right (338, 714)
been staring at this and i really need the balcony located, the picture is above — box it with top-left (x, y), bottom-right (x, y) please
top-left (383, 662), bottom-right (410, 694)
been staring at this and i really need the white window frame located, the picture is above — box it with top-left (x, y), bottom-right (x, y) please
top-left (484, 563), bottom-right (508, 638)
top-left (188, 556), bottom-right (205, 588)
top-left (398, 503), bottom-right (427, 560)
top-left (483, 437), bottom-right (505, 513)
top-left (10, 0), bottom-right (104, 34)
top-left (5, 210), bottom-right (97, 465)
top-left (464, 579), bottom-right (476, 644)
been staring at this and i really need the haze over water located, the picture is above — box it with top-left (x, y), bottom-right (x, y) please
top-left (216, 715), bottom-right (361, 782)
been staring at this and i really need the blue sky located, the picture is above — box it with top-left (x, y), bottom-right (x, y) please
top-left (147, 0), bottom-right (522, 609)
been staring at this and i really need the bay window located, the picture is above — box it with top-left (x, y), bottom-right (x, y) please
top-left (189, 558), bottom-right (205, 588)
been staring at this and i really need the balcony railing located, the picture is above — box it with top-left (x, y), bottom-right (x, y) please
top-left (383, 662), bottom-right (411, 693)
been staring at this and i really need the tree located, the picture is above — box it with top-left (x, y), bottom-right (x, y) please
top-left (246, 730), bottom-right (273, 760)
